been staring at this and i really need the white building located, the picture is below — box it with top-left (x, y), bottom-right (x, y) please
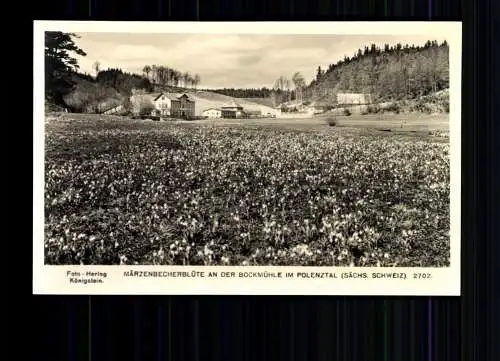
top-left (221, 101), bottom-right (245, 118)
top-left (130, 91), bottom-right (196, 118)
top-left (153, 93), bottom-right (195, 118)
top-left (203, 108), bottom-right (222, 118)
top-left (336, 93), bottom-right (372, 105)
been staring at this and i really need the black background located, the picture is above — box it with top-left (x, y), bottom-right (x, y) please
top-left (30, 0), bottom-right (499, 360)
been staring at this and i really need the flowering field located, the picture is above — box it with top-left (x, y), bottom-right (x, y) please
top-left (44, 116), bottom-right (450, 266)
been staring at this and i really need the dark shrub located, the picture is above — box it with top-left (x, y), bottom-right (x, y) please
top-left (384, 102), bottom-right (400, 114)
top-left (325, 117), bottom-right (337, 126)
top-left (367, 104), bottom-right (381, 114)
top-left (442, 98), bottom-right (450, 113)
top-left (139, 103), bottom-right (155, 116)
top-left (343, 108), bottom-right (351, 116)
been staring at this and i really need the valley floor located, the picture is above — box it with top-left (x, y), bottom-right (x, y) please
top-left (42, 113), bottom-right (451, 266)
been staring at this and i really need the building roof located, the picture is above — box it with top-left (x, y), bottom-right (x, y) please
top-left (129, 92), bottom-right (194, 102)
top-left (280, 100), bottom-right (302, 107)
top-left (203, 107), bottom-right (221, 112)
top-left (154, 92), bottom-right (195, 102)
top-left (336, 92), bottom-right (371, 105)
top-left (336, 92), bottom-right (370, 96)
top-left (102, 104), bottom-right (123, 113)
top-left (221, 100), bottom-right (243, 109)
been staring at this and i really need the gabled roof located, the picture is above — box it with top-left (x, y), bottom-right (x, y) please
top-left (167, 92), bottom-right (195, 101)
top-left (221, 100), bottom-right (243, 109)
top-left (203, 107), bottom-right (221, 112)
top-left (102, 104), bottom-right (123, 113)
top-left (144, 92), bottom-right (195, 102)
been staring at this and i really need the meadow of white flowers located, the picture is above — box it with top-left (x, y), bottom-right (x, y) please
top-left (44, 118), bottom-right (450, 267)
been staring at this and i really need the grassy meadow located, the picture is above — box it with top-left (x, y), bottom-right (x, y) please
top-left (43, 113), bottom-right (450, 266)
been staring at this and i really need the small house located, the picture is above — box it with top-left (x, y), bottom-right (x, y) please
top-left (335, 93), bottom-right (372, 115)
top-left (336, 93), bottom-right (372, 106)
top-left (203, 108), bottom-right (222, 118)
top-left (221, 101), bottom-right (245, 118)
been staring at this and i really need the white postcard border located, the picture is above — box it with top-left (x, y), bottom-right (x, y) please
top-left (33, 21), bottom-right (462, 295)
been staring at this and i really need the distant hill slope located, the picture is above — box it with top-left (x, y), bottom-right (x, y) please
top-left (188, 91), bottom-right (278, 116)
top-left (46, 69), bottom-right (154, 113)
top-left (61, 73), bottom-right (125, 113)
top-left (241, 97), bottom-right (275, 108)
top-left (304, 41), bottom-right (449, 106)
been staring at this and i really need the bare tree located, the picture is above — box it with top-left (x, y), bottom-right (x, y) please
top-left (157, 66), bottom-right (166, 86)
top-left (274, 76), bottom-right (285, 91)
top-left (284, 78), bottom-right (292, 102)
top-left (93, 61), bottom-right (100, 77)
top-left (150, 65), bottom-right (158, 85)
top-left (292, 72), bottom-right (306, 104)
top-left (142, 65), bottom-right (152, 81)
top-left (165, 67), bottom-right (172, 87)
top-left (183, 72), bottom-right (190, 88)
top-left (173, 71), bottom-right (180, 87)
top-left (193, 74), bottom-right (201, 90)
top-left (274, 76), bottom-right (288, 106)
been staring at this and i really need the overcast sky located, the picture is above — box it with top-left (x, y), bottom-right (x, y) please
top-left (73, 33), bottom-right (448, 89)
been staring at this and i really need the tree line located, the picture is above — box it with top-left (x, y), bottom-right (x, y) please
top-left (95, 68), bottom-right (153, 94)
top-left (266, 72), bottom-right (306, 107)
top-left (45, 32), bottom-right (449, 114)
top-left (304, 40), bottom-right (449, 103)
top-left (210, 88), bottom-right (273, 98)
top-left (141, 65), bottom-right (200, 89)
top-left (44, 32), bottom-right (204, 112)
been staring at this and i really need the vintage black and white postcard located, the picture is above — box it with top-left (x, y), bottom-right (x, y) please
top-left (33, 21), bottom-right (461, 295)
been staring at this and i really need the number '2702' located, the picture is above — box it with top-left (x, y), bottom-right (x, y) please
top-left (413, 273), bottom-right (432, 279)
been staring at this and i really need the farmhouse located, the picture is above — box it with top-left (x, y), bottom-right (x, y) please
top-left (153, 92), bottom-right (196, 118)
top-left (130, 92), bottom-right (196, 118)
top-left (221, 101), bottom-right (245, 118)
top-left (203, 108), bottom-right (222, 118)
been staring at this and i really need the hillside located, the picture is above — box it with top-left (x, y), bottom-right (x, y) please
top-left (303, 40), bottom-right (449, 106)
top-left (61, 73), bottom-right (125, 113)
top-left (241, 97), bottom-right (275, 108)
top-left (186, 91), bottom-right (278, 116)
top-left (46, 69), bottom-right (154, 113)
top-left (209, 88), bottom-right (272, 98)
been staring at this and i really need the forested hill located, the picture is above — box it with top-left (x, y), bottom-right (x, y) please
top-left (303, 40), bottom-right (449, 104)
top-left (52, 69), bottom-right (154, 113)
